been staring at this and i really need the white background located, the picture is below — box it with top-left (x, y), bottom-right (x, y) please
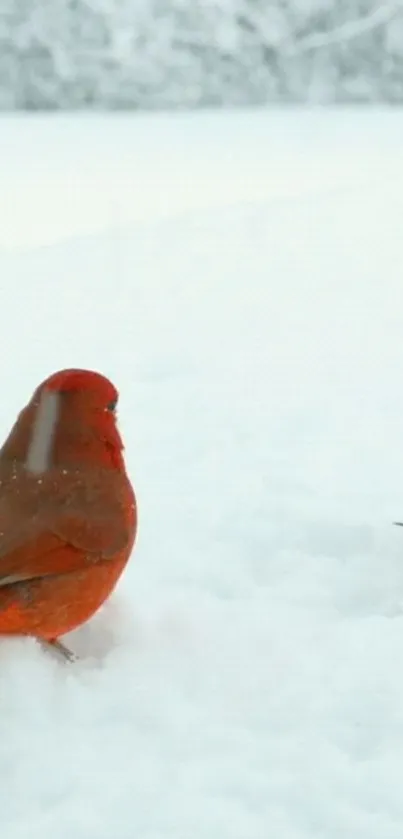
top-left (1, 109), bottom-right (403, 838)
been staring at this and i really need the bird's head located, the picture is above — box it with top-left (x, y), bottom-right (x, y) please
top-left (1, 368), bottom-right (126, 473)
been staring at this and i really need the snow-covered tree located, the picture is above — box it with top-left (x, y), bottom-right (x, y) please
top-left (0, 0), bottom-right (402, 108)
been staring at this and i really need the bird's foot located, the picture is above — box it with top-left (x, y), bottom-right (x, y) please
top-left (42, 638), bottom-right (78, 663)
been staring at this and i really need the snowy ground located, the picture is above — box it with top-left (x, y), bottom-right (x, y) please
top-left (1, 109), bottom-right (403, 838)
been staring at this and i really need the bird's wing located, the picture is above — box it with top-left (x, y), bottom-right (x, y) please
top-left (0, 479), bottom-right (135, 587)
top-left (53, 503), bottom-right (135, 559)
top-left (0, 530), bottom-right (86, 586)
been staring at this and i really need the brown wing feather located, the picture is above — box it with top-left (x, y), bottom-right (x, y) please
top-left (0, 471), bottom-right (135, 586)
top-left (0, 532), bottom-right (87, 586)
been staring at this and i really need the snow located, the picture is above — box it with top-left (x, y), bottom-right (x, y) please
top-left (1, 1), bottom-right (402, 108)
top-left (1, 108), bottom-right (403, 837)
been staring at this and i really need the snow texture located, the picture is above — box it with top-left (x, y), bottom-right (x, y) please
top-left (1, 109), bottom-right (403, 837)
top-left (0, 0), bottom-right (402, 107)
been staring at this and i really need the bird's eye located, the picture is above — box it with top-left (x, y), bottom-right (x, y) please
top-left (107, 399), bottom-right (117, 412)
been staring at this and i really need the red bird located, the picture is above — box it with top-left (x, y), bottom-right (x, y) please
top-left (0, 368), bottom-right (137, 660)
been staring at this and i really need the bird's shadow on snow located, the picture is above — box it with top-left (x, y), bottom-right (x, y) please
top-left (60, 596), bottom-right (137, 667)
